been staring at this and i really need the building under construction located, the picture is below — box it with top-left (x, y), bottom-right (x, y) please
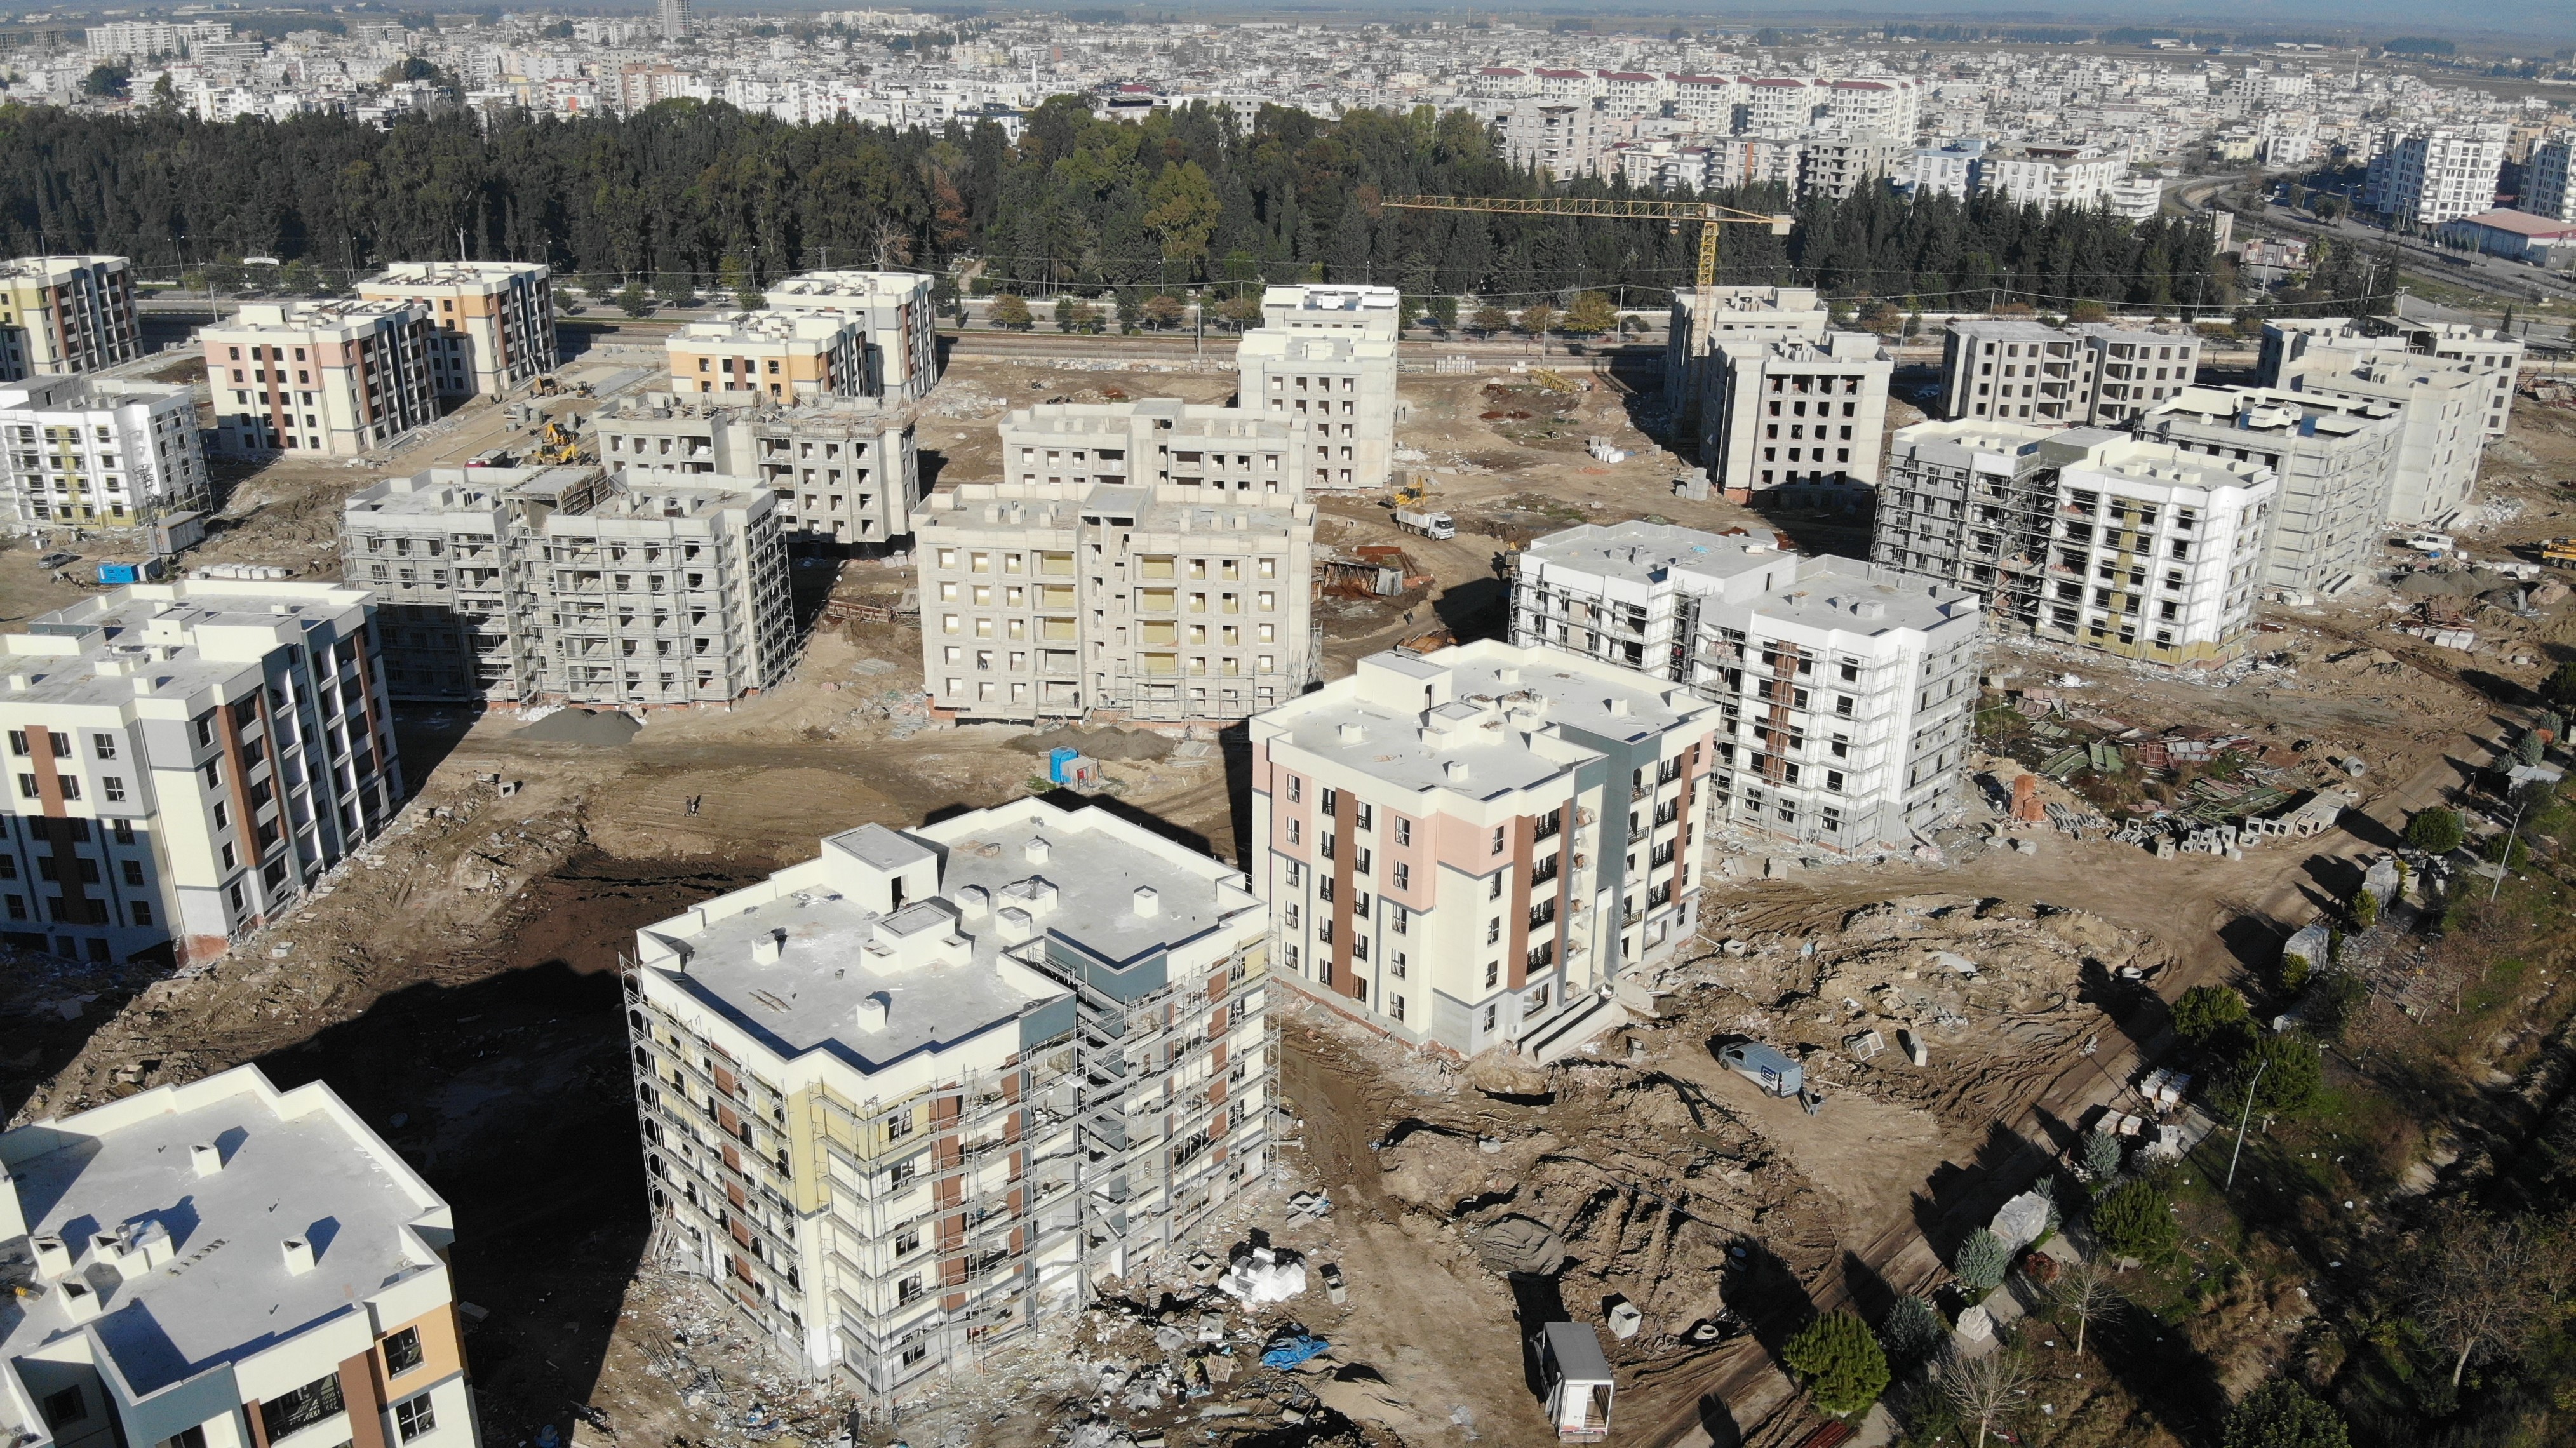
top-left (622, 800), bottom-right (1274, 1404)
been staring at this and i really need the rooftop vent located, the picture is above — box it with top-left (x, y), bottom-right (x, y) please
top-left (1024, 836), bottom-right (1052, 865)
top-left (1133, 886), bottom-right (1160, 918)
top-left (31, 1234), bottom-right (70, 1281)
top-left (955, 885), bottom-right (991, 918)
top-left (191, 1142), bottom-right (224, 1176)
top-left (1854, 601), bottom-right (1887, 620)
top-left (1607, 697), bottom-right (1630, 716)
top-left (1444, 760), bottom-right (1471, 783)
top-left (282, 1237), bottom-right (316, 1275)
top-left (1338, 722), bottom-right (1365, 743)
top-left (856, 992), bottom-right (890, 1031)
top-left (753, 930), bottom-right (786, 965)
top-left (60, 1280), bottom-right (101, 1324)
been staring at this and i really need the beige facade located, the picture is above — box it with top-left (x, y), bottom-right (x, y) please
top-left (0, 581), bottom-right (399, 966)
top-left (593, 391), bottom-right (921, 548)
top-left (624, 800), bottom-right (1271, 1398)
top-left (355, 260), bottom-right (557, 399)
top-left (0, 255), bottom-right (140, 380)
top-left (203, 300), bottom-right (440, 457)
top-left (2267, 345), bottom-right (2483, 524)
top-left (667, 312), bottom-right (866, 402)
top-left (2141, 386), bottom-right (2406, 595)
top-left (1233, 330), bottom-right (1399, 493)
top-left (2261, 317), bottom-right (2522, 438)
top-left (1, 377), bottom-right (210, 534)
top-left (1258, 283), bottom-right (1402, 341)
top-left (1661, 285), bottom-right (1830, 419)
top-left (761, 270), bottom-right (943, 403)
top-left (1940, 319), bottom-right (2202, 427)
top-left (1, 1064), bottom-right (479, 1448)
top-left (1249, 641), bottom-right (1724, 1060)
top-left (1699, 332), bottom-right (1891, 502)
top-left (916, 399), bottom-right (1317, 726)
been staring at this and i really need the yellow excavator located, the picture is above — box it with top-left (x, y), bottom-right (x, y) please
top-left (535, 416), bottom-right (585, 465)
top-left (1392, 474), bottom-right (1435, 509)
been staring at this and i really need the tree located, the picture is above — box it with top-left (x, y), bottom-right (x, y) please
top-left (1215, 295), bottom-right (1263, 330)
top-left (2067, 298), bottom-right (2111, 323)
top-left (2542, 660), bottom-right (2576, 711)
top-left (1141, 160), bottom-right (1221, 260)
top-left (2413, 1206), bottom-right (2558, 1388)
top-left (1428, 295), bottom-right (1459, 331)
top-left (149, 73), bottom-right (178, 112)
top-left (2406, 807), bottom-right (2465, 854)
top-left (2172, 984), bottom-right (2251, 1043)
top-left (1469, 304), bottom-right (1512, 337)
top-left (1938, 1346), bottom-right (2031, 1448)
top-left (1053, 294), bottom-right (1077, 332)
top-left (720, 255), bottom-right (761, 311)
top-left (2077, 1129), bottom-right (2125, 1184)
top-left (1953, 1228), bottom-right (2009, 1299)
top-left (1142, 293), bottom-right (1185, 330)
top-left (1782, 1311), bottom-right (1889, 1419)
top-left (1063, 298), bottom-right (1103, 333)
top-left (2222, 1379), bottom-right (2350, 1448)
top-left (616, 280), bottom-right (653, 318)
top-left (2090, 1181), bottom-right (2179, 1262)
top-left (2350, 887), bottom-right (2378, 930)
top-left (2052, 1255), bottom-right (2124, 1357)
top-left (1517, 302), bottom-right (1560, 351)
top-left (1564, 291), bottom-right (1618, 337)
top-left (1878, 1295), bottom-right (1945, 1369)
top-left (654, 273), bottom-right (697, 309)
top-left (2514, 730), bottom-right (2546, 767)
top-left (2210, 1033), bottom-right (2323, 1118)
top-left (988, 293), bottom-right (1032, 330)
top-left (277, 260), bottom-right (322, 296)
top-left (82, 64), bottom-right (132, 99)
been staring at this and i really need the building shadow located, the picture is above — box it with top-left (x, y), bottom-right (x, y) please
top-left (1219, 721), bottom-right (1254, 866)
top-left (387, 703), bottom-right (481, 792)
top-left (1431, 576), bottom-right (1508, 644)
top-left (1508, 1273), bottom-right (1571, 1397)
top-left (1012, 788), bottom-right (1219, 860)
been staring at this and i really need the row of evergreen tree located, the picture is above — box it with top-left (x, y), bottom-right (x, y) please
top-left (0, 95), bottom-right (2222, 312)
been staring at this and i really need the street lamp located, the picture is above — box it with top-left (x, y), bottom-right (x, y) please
top-left (2224, 1051), bottom-right (2272, 1191)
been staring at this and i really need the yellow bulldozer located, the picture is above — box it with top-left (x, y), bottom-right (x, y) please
top-left (533, 416), bottom-right (585, 465)
top-left (2545, 537), bottom-right (2576, 569)
top-left (1391, 473), bottom-right (1435, 509)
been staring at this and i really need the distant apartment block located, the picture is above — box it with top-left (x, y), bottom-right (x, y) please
top-left (1512, 521), bottom-right (1983, 854)
top-left (0, 255), bottom-right (140, 380)
top-left (761, 270), bottom-right (942, 403)
top-left (1662, 285), bottom-right (1830, 413)
top-left (1697, 332), bottom-right (1891, 504)
top-left (2526, 133), bottom-right (2576, 224)
top-left (2365, 124), bottom-right (2507, 226)
top-left (1493, 99), bottom-right (1600, 180)
top-left (0, 581), bottom-right (399, 965)
top-left (1234, 328), bottom-right (1399, 492)
top-left (0, 1064), bottom-right (479, 1448)
top-left (624, 800), bottom-right (1271, 1397)
top-left (1874, 421), bottom-right (2277, 669)
top-left (1976, 145), bottom-right (2126, 208)
top-left (667, 312), bottom-right (867, 402)
top-left (354, 260), bottom-right (557, 399)
top-left (914, 399), bottom-right (1317, 726)
top-left (2140, 386), bottom-right (2405, 595)
top-left (1248, 641), bottom-right (1724, 1060)
top-left (2261, 317), bottom-right (2521, 438)
top-left (1939, 319), bottom-right (2202, 427)
top-left (342, 466), bottom-right (793, 705)
top-left (1798, 131), bottom-right (1902, 199)
top-left (1, 377), bottom-right (210, 533)
top-left (203, 300), bottom-right (439, 457)
top-left (594, 390), bottom-right (922, 548)
top-left (1259, 283), bottom-right (1402, 341)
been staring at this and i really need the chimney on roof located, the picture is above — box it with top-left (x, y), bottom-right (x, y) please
top-left (753, 930), bottom-right (786, 965)
top-left (191, 1142), bottom-right (224, 1176)
top-left (1338, 722), bottom-right (1365, 742)
top-left (1024, 836), bottom-right (1052, 864)
top-left (956, 885), bottom-right (990, 918)
top-left (1133, 886), bottom-right (1160, 918)
top-left (1444, 760), bottom-right (1470, 782)
top-left (282, 1237), bottom-right (316, 1275)
top-left (856, 992), bottom-right (890, 1031)
top-left (1608, 697), bottom-right (1630, 716)
top-left (60, 1280), bottom-right (102, 1324)
top-left (30, 1235), bottom-right (71, 1281)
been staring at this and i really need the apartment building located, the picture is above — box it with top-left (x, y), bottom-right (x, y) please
top-left (2265, 343), bottom-right (2484, 523)
top-left (1, 377), bottom-right (210, 533)
top-left (2261, 317), bottom-right (2522, 438)
top-left (1823, 77), bottom-right (1922, 140)
top-left (1940, 320), bottom-right (2202, 427)
top-left (1697, 332), bottom-right (1891, 504)
top-left (2364, 124), bottom-right (2507, 226)
top-left (1874, 421), bottom-right (2277, 669)
top-left (203, 300), bottom-right (440, 457)
top-left (354, 260), bottom-right (556, 400)
top-left (1662, 285), bottom-right (1830, 409)
top-left (2138, 387), bottom-right (2404, 596)
top-left (1247, 641), bottom-right (1723, 1061)
top-left (2527, 133), bottom-right (2576, 224)
top-left (1976, 146), bottom-right (2126, 209)
top-left (761, 270), bottom-right (942, 403)
top-left (1233, 329), bottom-right (1399, 493)
top-left (667, 312), bottom-right (867, 402)
top-left (1511, 521), bottom-right (1983, 854)
top-left (1494, 100), bottom-right (1600, 181)
top-left (0, 580), bottom-right (399, 965)
top-left (1743, 76), bottom-right (1817, 131)
top-left (0, 255), bottom-right (140, 381)
top-left (915, 400), bottom-right (1317, 726)
top-left (343, 466), bottom-right (792, 706)
top-left (594, 390), bottom-right (922, 548)
top-left (1798, 131), bottom-right (1902, 199)
top-left (1671, 74), bottom-right (1745, 128)
top-left (1258, 283), bottom-right (1402, 341)
top-left (622, 799), bottom-right (1271, 1397)
top-left (0, 1064), bottom-right (479, 1448)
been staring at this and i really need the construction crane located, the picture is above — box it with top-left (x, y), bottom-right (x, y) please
top-left (1379, 194), bottom-right (1793, 425)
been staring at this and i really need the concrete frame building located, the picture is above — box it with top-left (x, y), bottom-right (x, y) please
top-left (1797, 131), bottom-right (1902, 200)
top-left (594, 391), bottom-right (922, 549)
top-left (2527, 133), bottom-right (2576, 224)
top-left (1258, 284), bottom-right (1402, 341)
top-left (0, 256), bottom-right (140, 381)
top-left (1248, 641), bottom-right (1724, 1061)
top-left (2260, 317), bottom-right (2521, 438)
top-left (343, 466), bottom-right (793, 706)
top-left (1233, 330), bottom-right (1399, 493)
top-left (622, 800), bottom-right (1271, 1398)
top-left (1697, 332), bottom-right (1891, 504)
top-left (2138, 385), bottom-right (2405, 596)
top-left (1661, 285), bottom-right (1830, 419)
top-left (2264, 342), bottom-right (2485, 523)
top-left (0, 1064), bottom-right (479, 1448)
top-left (667, 312), bottom-right (868, 403)
top-left (761, 271), bottom-right (943, 403)
top-left (916, 399), bottom-right (1317, 727)
top-left (1, 377), bottom-right (211, 534)
top-left (203, 300), bottom-right (440, 458)
top-left (1511, 521), bottom-right (1983, 854)
top-left (0, 581), bottom-right (399, 966)
top-left (1494, 100), bottom-right (1600, 181)
top-left (2364, 124), bottom-right (2507, 226)
top-left (1874, 421), bottom-right (2277, 669)
top-left (354, 261), bottom-right (557, 401)
top-left (1940, 320), bottom-right (2202, 427)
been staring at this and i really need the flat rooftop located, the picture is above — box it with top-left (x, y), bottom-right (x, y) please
top-left (0, 1068), bottom-right (444, 1397)
top-left (1522, 520), bottom-right (1790, 589)
top-left (2, 584), bottom-right (368, 707)
top-left (766, 271), bottom-right (933, 305)
top-left (671, 312), bottom-right (856, 344)
top-left (0, 256), bottom-right (123, 283)
top-left (362, 261), bottom-right (547, 288)
top-left (210, 298), bottom-right (422, 332)
top-left (1524, 521), bottom-right (1973, 633)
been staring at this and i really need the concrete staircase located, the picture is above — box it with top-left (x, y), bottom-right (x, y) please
top-left (1519, 987), bottom-right (1631, 1065)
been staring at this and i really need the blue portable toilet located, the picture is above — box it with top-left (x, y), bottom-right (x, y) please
top-left (1047, 746), bottom-right (1080, 785)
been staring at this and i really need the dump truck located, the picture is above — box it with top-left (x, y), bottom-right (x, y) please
top-left (2543, 537), bottom-right (2576, 569)
top-left (1393, 507), bottom-right (1456, 540)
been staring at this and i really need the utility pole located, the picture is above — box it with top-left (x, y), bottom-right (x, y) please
top-left (2490, 801), bottom-right (2527, 904)
top-left (2224, 1051), bottom-right (2272, 1191)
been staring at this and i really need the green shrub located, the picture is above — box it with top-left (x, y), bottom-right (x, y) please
top-left (2222, 1378), bottom-right (2351, 1448)
top-left (1954, 1228), bottom-right (2009, 1299)
top-left (2079, 1129), bottom-right (2125, 1183)
top-left (1783, 1310), bottom-right (1890, 1418)
top-left (2213, 1033), bottom-right (2324, 1118)
top-left (2173, 984), bottom-right (2250, 1042)
top-left (2090, 1180), bottom-right (2180, 1261)
top-left (2350, 888), bottom-right (2378, 930)
top-left (2281, 953), bottom-right (2312, 993)
top-left (2405, 807), bottom-right (2464, 855)
top-left (1877, 1295), bottom-right (1945, 1368)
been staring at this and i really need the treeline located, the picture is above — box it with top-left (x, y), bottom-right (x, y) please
top-left (0, 95), bottom-right (2219, 312)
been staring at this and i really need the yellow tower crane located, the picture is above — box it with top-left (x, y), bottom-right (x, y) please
top-left (1378, 194), bottom-right (1792, 427)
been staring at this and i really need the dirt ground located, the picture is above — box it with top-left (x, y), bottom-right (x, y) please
top-left (5, 353), bottom-right (2572, 1448)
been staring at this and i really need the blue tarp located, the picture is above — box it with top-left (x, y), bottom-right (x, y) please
top-left (1261, 1334), bottom-right (1331, 1370)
